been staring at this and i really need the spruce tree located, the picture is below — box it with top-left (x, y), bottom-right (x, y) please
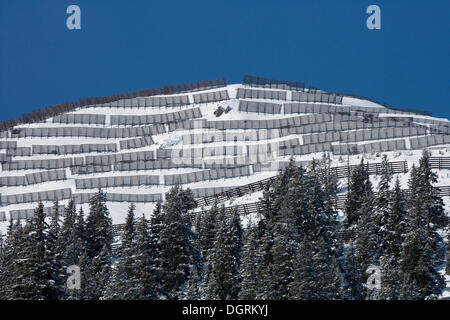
top-left (86, 189), bottom-right (113, 259)
top-left (91, 244), bottom-right (112, 299)
top-left (289, 236), bottom-right (315, 299)
top-left (47, 200), bottom-right (65, 298)
top-left (196, 202), bottom-right (218, 260)
top-left (283, 165), bottom-right (312, 240)
top-left (56, 200), bottom-right (77, 270)
top-left (12, 221), bottom-right (34, 299)
top-left (342, 244), bottom-right (365, 300)
top-left (228, 208), bottom-right (244, 275)
top-left (104, 203), bottom-right (138, 299)
top-left (63, 207), bottom-right (87, 300)
top-left (120, 203), bottom-right (138, 297)
top-left (74, 207), bottom-right (87, 262)
top-left (1, 220), bottom-right (26, 299)
top-left (159, 185), bottom-right (199, 299)
top-left (399, 273), bottom-right (421, 300)
top-left (185, 264), bottom-right (201, 300)
top-left (308, 160), bottom-right (343, 270)
top-left (312, 237), bottom-right (342, 299)
top-left (271, 158), bottom-right (298, 216)
top-left (85, 190), bottom-right (113, 299)
top-left (103, 261), bottom-right (121, 300)
top-left (200, 262), bottom-right (219, 299)
top-left (134, 214), bottom-right (158, 299)
top-left (318, 154), bottom-right (339, 214)
top-left (401, 162), bottom-right (446, 299)
top-left (149, 202), bottom-right (164, 290)
top-left (55, 201), bottom-right (80, 299)
top-left (417, 149), bottom-right (447, 264)
top-left (263, 212), bottom-right (297, 300)
top-left (253, 181), bottom-right (277, 299)
top-left (258, 163), bottom-right (308, 300)
top-left (21, 202), bottom-right (62, 299)
top-left (207, 206), bottom-right (243, 300)
top-left (255, 160), bottom-right (343, 300)
top-left (375, 154), bottom-right (393, 252)
top-left (379, 177), bottom-right (406, 300)
top-left (354, 191), bottom-right (377, 277)
top-left (75, 249), bottom-right (93, 300)
top-left (345, 158), bottom-right (372, 226)
top-left (47, 201), bottom-right (61, 256)
top-left (317, 154), bottom-right (342, 257)
top-left (239, 223), bottom-right (262, 300)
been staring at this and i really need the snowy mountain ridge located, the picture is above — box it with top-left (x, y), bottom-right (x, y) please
top-left (0, 76), bottom-right (449, 234)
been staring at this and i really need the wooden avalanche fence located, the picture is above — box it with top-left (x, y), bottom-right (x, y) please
top-left (112, 182), bottom-right (450, 246)
top-left (195, 177), bottom-right (276, 207)
top-left (429, 157), bottom-right (450, 170)
top-left (111, 186), bottom-right (450, 252)
top-left (193, 185), bottom-right (450, 217)
top-left (332, 185), bottom-right (450, 210)
top-left (111, 158), bottom-right (450, 249)
top-left (194, 160), bottom-right (408, 207)
top-left (194, 157), bottom-right (450, 208)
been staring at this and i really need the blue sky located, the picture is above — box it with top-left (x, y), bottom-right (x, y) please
top-left (0, 0), bottom-right (449, 120)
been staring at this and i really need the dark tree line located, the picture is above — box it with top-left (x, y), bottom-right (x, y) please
top-left (0, 150), bottom-right (448, 300)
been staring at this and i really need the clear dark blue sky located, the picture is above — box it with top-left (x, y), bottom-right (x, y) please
top-left (1, 0), bottom-right (449, 120)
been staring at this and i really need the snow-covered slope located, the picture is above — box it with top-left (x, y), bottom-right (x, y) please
top-left (1, 78), bottom-right (450, 236)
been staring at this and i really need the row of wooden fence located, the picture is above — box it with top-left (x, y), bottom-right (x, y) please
top-left (429, 157), bottom-right (450, 170)
top-left (110, 158), bottom-right (450, 250)
top-left (194, 160), bottom-right (408, 207)
top-left (194, 157), bottom-right (450, 208)
top-left (112, 184), bottom-right (450, 238)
